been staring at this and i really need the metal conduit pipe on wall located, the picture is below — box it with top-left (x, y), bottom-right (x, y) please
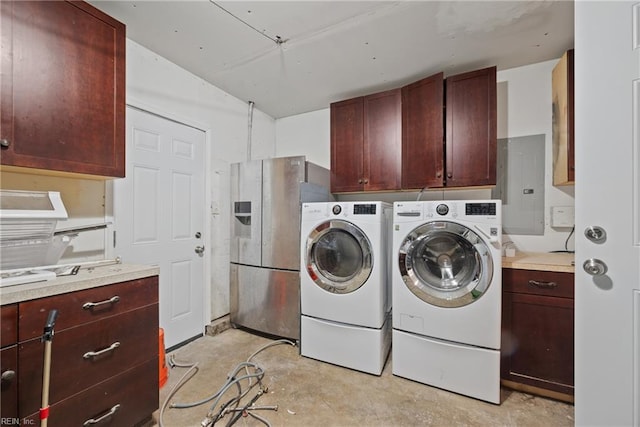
top-left (247, 101), bottom-right (254, 162)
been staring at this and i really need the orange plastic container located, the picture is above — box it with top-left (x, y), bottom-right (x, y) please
top-left (159, 328), bottom-right (168, 388)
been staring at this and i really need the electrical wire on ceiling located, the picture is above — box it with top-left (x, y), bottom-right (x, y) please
top-left (209, 1), bottom-right (287, 46)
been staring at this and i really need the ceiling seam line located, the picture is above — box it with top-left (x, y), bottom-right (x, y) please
top-left (209, 1), bottom-right (283, 45)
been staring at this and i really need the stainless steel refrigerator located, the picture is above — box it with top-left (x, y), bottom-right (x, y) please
top-left (230, 156), bottom-right (332, 339)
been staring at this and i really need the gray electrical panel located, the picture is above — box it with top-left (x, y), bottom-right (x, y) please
top-left (492, 134), bottom-right (545, 235)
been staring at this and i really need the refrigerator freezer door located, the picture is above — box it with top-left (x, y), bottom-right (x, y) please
top-left (230, 160), bottom-right (263, 265)
top-left (262, 157), bottom-right (306, 270)
top-left (230, 263), bottom-right (300, 340)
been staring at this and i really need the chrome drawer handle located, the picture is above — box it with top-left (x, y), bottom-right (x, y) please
top-left (82, 296), bottom-right (120, 310)
top-left (83, 404), bottom-right (120, 426)
top-left (83, 342), bottom-right (120, 359)
top-left (528, 280), bottom-right (558, 289)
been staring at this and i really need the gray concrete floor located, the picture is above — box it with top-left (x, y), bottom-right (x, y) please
top-left (153, 328), bottom-right (574, 426)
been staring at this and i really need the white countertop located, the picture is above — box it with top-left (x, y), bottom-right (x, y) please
top-left (0, 263), bottom-right (159, 305)
top-left (502, 252), bottom-right (575, 273)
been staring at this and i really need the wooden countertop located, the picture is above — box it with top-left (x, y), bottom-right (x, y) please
top-left (0, 263), bottom-right (159, 304)
top-left (502, 252), bottom-right (575, 273)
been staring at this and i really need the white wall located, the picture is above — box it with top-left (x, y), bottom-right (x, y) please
top-left (275, 59), bottom-right (575, 254)
top-left (497, 59), bottom-right (575, 253)
top-left (275, 109), bottom-right (330, 169)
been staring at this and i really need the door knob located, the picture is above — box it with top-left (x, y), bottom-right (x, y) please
top-left (583, 258), bottom-right (608, 276)
top-left (584, 226), bottom-right (606, 243)
top-left (195, 245), bottom-right (205, 256)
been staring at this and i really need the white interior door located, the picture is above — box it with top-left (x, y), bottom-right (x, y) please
top-left (575, 2), bottom-right (640, 425)
top-left (114, 106), bottom-right (206, 349)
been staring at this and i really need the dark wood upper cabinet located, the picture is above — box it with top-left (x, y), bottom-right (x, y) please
top-left (330, 89), bottom-right (401, 193)
top-left (552, 49), bottom-right (574, 186)
top-left (445, 66), bottom-right (497, 187)
top-left (0, 0), bottom-right (126, 178)
top-left (363, 89), bottom-right (402, 191)
top-left (401, 72), bottom-right (444, 190)
top-left (330, 97), bottom-right (365, 193)
top-left (331, 66), bottom-right (496, 193)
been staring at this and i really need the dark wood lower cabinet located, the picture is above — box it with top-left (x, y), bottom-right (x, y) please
top-left (18, 304), bottom-right (158, 416)
top-left (501, 268), bottom-right (574, 402)
top-left (1, 275), bottom-right (159, 424)
top-left (24, 358), bottom-right (158, 426)
top-left (1, 346), bottom-right (18, 419)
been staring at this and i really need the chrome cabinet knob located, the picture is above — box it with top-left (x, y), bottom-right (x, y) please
top-left (1, 370), bottom-right (15, 382)
top-left (583, 258), bottom-right (608, 276)
top-left (0, 139), bottom-right (9, 148)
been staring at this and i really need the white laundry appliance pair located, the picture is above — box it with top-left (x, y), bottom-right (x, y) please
top-left (300, 201), bottom-right (392, 375)
top-left (392, 200), bottom-right (502, 404)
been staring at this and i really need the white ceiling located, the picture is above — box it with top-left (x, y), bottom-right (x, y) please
top-left (87, 1), bottom-right (574, 119)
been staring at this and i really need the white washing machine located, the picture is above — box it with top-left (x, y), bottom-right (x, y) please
top-left (391, 200), bottom-right (502, 403)
top-left (300, 201), bottom-right (392, 375)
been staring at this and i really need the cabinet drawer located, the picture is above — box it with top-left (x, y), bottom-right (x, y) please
top-left (19, 276), bottom-right (158, 341)
top-left (19, 303), bottom-right (158, 417)
top-left (1, 346), bottom-right (18, 419)
top-left (503, 268), bottom-right (573, 299)
top-left (1, 304), bottom-right (17, 347)
top-left (24, 357), bottom-right (158, 426)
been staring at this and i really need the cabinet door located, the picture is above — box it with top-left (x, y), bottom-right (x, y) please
top-left (502, 292), bottom-right (574, 395)
top-left (401, 72), bottom-right (444, 189)
top-left (363, 88), bottom-right (401, 191)
top-left (0, 1), bottom-right (125, 177)
top-left (1, 346), bottom-right (18, 419)
top-left (1, 304), bottom-right (17, 348)
top-left (330, 97), bottom-right (364, 193)
top-left (445, 66), bottom-right (497, 187)
top-left (552, 49), bottom-right (575, 185)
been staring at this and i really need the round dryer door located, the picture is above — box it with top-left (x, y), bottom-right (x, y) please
top-left (398, 221), bottom-right (493, 308)
top-left (305, 220), bottom-right (373, 294)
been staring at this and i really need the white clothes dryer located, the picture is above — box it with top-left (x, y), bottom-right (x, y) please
top-left (300, 201), bottom-right (392, 375)
top-left (391, 200), bottom-right (502, 403)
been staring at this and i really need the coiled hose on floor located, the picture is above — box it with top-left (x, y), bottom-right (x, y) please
top-left (158, 338), bottom-right (296, 427)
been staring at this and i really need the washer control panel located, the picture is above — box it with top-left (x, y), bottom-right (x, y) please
top-left (436, 204), bottom-right (449, 216)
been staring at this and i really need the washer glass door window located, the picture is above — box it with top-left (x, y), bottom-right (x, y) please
top-left (306, 220), bottom-right (373, 294)
top-left (398, 221), bottom-right (493, 307)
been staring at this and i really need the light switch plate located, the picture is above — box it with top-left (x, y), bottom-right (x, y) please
top-left (551, 206), bottom-right (575, 227)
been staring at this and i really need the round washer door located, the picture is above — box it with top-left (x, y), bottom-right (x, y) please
top-left (305, 220), bottom-right (373, 294)
top-left (398, 221), bottom-right (493, 307)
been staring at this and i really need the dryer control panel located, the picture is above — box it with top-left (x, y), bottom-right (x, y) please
top-left (353, 204), bottom-right (377, 215)
top-left (465, 202), bottom-right (497, 216)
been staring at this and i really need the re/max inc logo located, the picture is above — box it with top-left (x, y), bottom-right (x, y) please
top-left (1, 418), bottom-right (35, 426)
